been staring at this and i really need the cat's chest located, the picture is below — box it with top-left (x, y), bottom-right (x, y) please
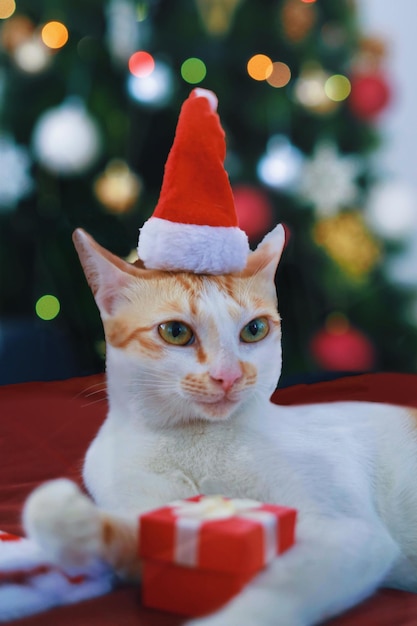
top-left (141, 420), bottom-right (306, 505)
top-left (147, 422), bottom-right (257, 483)
top-left (85, 415), bottom-right (281, 510)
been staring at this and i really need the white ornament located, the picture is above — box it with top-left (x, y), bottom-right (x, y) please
top-left (32, 99), bottom-right (101, 176)
top-left (257, 135), bottom-right (304, 191)
top-left (299, 142), bottom-right (360, 216)
top-left (127, 59), bottom-right (174, 107)
top-left (0, 135), bottom-right (33, 211)
top-left (365, 180), bottom-right (416, 240)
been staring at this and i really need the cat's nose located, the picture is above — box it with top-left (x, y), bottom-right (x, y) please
top-left (210, 366), bottom-right (242, 392)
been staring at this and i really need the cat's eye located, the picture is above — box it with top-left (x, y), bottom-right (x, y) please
top-left (158, 321), bottom-right (194, 346)
top-left (240, 317), bottom-right (269, 343)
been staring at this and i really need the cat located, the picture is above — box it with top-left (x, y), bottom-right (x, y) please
top-left (23, 223), bottom-right (417, 626)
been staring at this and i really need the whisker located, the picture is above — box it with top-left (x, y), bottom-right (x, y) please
top-left (81, 396), bottom-right (108, 409)
top-left (84, 388), bottom-right (108, 399)
top-left (75, 380), bottom-right (107, 399)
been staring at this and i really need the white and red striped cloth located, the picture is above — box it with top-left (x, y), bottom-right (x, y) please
top-left (0, 530), bottom-right (114, 622)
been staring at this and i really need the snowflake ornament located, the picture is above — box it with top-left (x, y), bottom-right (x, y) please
top-left (0, 134), bottom-right (33, 211)
top-left (299, 142), bottom-right (361, 216)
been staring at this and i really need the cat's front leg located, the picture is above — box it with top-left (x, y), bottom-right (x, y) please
top-left (186, 515), bottom-right (400, 626)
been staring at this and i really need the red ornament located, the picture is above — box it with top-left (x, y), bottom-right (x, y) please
top-left (348, 73), bottom-right (391, 120)
top-left (310, 314), bottom-right (375, 372)
top-left (233, 185), bottom-right (274, 241)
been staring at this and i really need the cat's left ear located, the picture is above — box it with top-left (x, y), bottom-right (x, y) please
top-left (73, 228), bottom-right (139, 318)
top-left (244, 224), bottom-right (286, 282)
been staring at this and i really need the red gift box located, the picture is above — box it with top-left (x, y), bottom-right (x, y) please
top-left (139, 495), bottom-right (297, 616)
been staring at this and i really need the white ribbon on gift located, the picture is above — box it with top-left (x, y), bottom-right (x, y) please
top-left (170, 496), bottom-right (278, 568)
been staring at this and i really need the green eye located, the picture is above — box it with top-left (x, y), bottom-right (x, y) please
top-left (158, 321), bottom-right (194, 346)
top-left (240, 317), bottom-right (269, 343)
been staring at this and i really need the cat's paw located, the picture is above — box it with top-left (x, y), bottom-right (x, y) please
top-left (22, 479), bottom-right (102, 568)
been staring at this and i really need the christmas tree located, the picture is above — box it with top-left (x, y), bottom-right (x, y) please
top-left (1, 0), bottom-right (416, 384)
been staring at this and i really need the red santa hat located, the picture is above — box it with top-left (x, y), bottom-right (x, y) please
top-left (137, 88), bottom-right (249, 274)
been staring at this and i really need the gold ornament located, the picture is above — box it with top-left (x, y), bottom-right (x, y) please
top-left (94, 159), bottom-right (142, 214)
top-left (313, 211), bottom-right (381, 279)
top-left (281, 0), bottom-right (317, 44)
top-left (195, 0), bottom-right (242, 36)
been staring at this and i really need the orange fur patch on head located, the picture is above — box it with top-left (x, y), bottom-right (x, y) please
top-left (101, 269), bottom-right (203, 355)
top-left (100, 253), bottom-right (280, 361)
top-left (105, 319), bottom-right (151, 348)
top-left (195, 343), bottom-right (207, 364)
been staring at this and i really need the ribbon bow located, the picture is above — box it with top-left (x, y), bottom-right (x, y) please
top-left (172, 495), bottom-right (263, 520)
top-left (170, 496), bottom-right (278, 567)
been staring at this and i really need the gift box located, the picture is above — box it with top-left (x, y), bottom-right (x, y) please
top-left (138, 495), bottom-right (297, 616)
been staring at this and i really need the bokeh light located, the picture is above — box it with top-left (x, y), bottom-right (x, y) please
top-left (128, 50), bottom-right (155, 77)
top-left (310, 314), bottom-right (375, 372)
top-left (0, 15), bottom-right (34, 51)
top-left (366, 180), bottom-right (416, 239)
top-left (32, 99), bottom-right (102, 175)
top-left (41, 21), bottom-right (68, 49)
top-left (181, 57), bottom-right (207, 84)
top-left (247, 54), bottom-right (272, 81)
top-left (266, 62), bottom-right (291, 88)
top-left (233, 185), bottom-right (274, 240)
top-left (257, 135), bottom-right (304, 190)
top-left (0, 0), bottom-right (16, 19)
top-left (35, 295), bottom-right (60, 321)
top-left (295, 68), bottom-right (327, 107)
top-left (127, 59), bottom-right (173, 107)
top-left (14, 37), bottom-right (52, 73)
top-left (325, 74), bottom-right (351, 101)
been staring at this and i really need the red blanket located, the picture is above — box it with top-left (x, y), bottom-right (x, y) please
top-left (1, 372), bottom-right (416, 625)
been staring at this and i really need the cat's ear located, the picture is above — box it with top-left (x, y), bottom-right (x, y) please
top-left (73, 228), bottom-right (138, 317)
top-left (244, 224), bottom-right (286, 282)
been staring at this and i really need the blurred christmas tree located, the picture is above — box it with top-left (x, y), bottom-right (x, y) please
top-left (0, 0), bottom-right (416, 384)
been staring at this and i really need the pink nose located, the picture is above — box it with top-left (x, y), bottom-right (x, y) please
top-left (210, 367), bottom-right (242, 392)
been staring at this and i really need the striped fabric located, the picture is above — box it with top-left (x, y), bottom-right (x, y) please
top-left (0, 530), bottom-right (114, 622)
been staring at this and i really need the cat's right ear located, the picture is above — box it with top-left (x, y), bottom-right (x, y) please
top-left (244, 223), bottom-right (286, 283)
top-left (73, 229), bottom-right (138, 318)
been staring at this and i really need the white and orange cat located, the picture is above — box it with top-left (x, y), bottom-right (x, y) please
top-left (23, 224), bottom-right (417, 626)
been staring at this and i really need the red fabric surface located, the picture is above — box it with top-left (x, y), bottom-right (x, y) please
top-left (1, 372), bottom-right (417, 625)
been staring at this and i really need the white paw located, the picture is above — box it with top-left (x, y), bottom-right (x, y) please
top-left (22, 479), bottom-right (102, 568)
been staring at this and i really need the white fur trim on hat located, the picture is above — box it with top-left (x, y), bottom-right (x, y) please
top-left (138, 217), bottom-right (250, 274)
top-left (193, 88), bottom-right (218, 111)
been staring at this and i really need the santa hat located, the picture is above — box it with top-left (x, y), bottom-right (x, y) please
top-left (137, 88), bottom-right (249, 274)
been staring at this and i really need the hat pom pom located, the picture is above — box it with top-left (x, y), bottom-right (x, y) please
top-left (191, 88), bottom-right (218, 111)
